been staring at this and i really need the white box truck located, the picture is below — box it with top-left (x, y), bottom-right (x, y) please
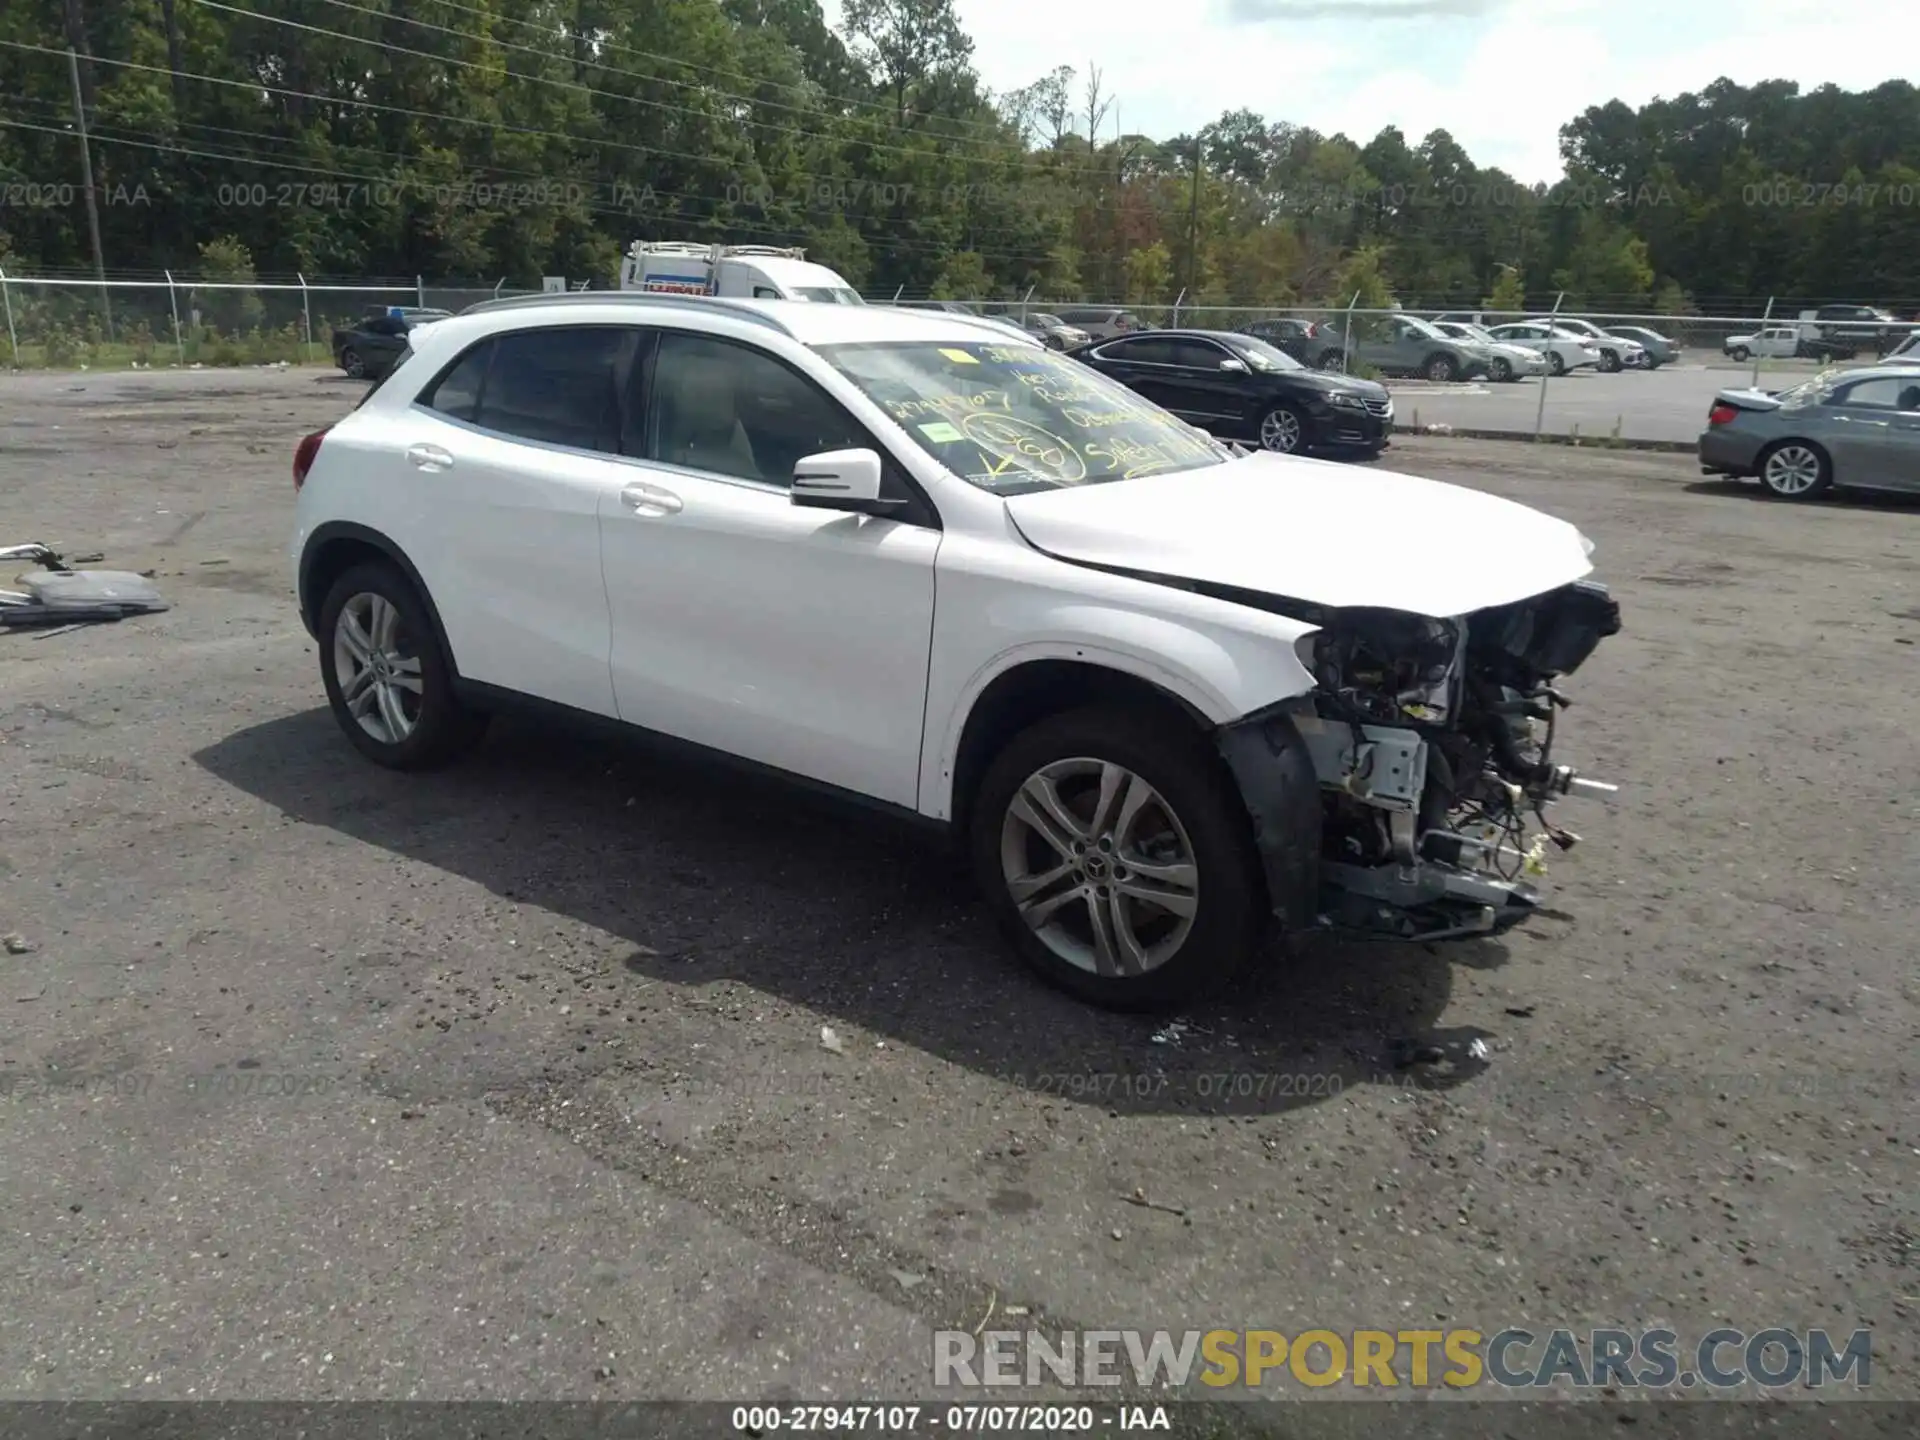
top-left (619, 241), bottom-right (865, 303)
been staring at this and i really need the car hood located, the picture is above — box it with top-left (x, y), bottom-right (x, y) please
top-left (1276, 369), bottom-right (1388, 399)
top-left (1003, 451), bottom-right (1594, 617)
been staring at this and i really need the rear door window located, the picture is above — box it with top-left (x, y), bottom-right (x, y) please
top-left (471, 327), bottom-right (639, 453)
top-left (421, 340), bottom-right (492, 422)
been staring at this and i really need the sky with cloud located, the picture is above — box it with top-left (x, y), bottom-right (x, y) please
top-left (822, 0), bottom-right (1910, 182)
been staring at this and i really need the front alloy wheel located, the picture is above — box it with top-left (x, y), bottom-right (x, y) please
top-left (1759, 442), bottom-right (1831, 499)
top-left (1490, 356), bottom-right (1512, 382)
top-left (1548, 350), bottom-right (1567, 376)
top-left (1000, 759), bottom-right (1198, 978)
top-left (1258, 405), bottom-right (1305, 453)
top-left (340, 346), bottom-right (366, 378)
top-left (1426, 353), bottom-right (1458, 382)
top-left (970, 707), bottom-right (1270, 1010)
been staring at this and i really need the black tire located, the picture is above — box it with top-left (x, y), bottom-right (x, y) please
top-left (1489, 356), bottom-right (1512, 382)
top-left (1316, 350), bottom-right (1346, 373)
top-left (1728, 346), bottom-right (1749, 363)
top-left (339, 346), bottom-right (365, 378)
top-left (1424, 352), bottom-right (1459, 382)
top-left (1754, 440), bottom-right (1833, 501)
top-left (1256, 402), bottom-right (1308, 454)
top-left (1598, 348), bottom-right (1622, 372)
top-left (969, 706), bottom-right (1269, 1012)
top-left (317, 561), bottom-right (488, 770)
top-left (1547, 350), bottom-right (1566, 376)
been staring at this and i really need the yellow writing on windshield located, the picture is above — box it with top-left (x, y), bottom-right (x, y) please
top-left (887, 390), bottom-right (1012, 422)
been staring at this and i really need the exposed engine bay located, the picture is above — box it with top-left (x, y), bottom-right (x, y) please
top-left (1219, 579), bottom-right (1623, 942)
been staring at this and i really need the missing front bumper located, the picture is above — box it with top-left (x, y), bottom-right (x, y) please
top-left (1218, 705), bottom-right (1556, 945)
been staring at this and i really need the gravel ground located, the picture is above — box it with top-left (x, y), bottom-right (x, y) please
top-left (0, 367), bottom-right (1914, 1428)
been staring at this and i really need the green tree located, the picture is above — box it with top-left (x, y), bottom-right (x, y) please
top-left (1124, 241), bottom-right (1172, 304)
top-left (1484, 265), bottom-right (1526, 312)
top-left (197, 237), bottom-right (263, 334)
top-left (930, 249), bottom-right (990, 300)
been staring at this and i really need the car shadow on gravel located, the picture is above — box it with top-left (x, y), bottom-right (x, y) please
top-left (1684, 478), bottom-right (1920, 511)
top-left (195, 709), bottom-right (1509, 1118)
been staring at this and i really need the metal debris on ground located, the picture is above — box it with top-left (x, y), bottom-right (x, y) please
top-left (2, 935), bottom-right (32, 955)
top-left (819, 1025), bottom-right (845, 1054)
top-left (1468, 1038), bottom-right (1491, 1061)
top-left (1124, 1186), bottom-right (1187, 1217)
top-left (2, 543), bottom-right (169, 628)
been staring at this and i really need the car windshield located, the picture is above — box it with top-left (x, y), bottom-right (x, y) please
top-left (818, 340), bottom-right (1231, 495)
top-left (794, 286), bottom-right (864, 304)
top-left (1031, 314), bottom-right (1064, 327)
top-left (1222, 335), bottom-right (1304, 372)
top-left (1396, 316), bottom-right (1445, 340)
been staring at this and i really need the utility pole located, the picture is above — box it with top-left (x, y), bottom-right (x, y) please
top-left (1186, 135), bottom-right (1203, 300)
top-left (68, 47), bottom-right (112, 336)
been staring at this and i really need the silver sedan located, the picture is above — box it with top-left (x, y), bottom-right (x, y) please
top-left (1697, 365), bottom-right (1920, 498)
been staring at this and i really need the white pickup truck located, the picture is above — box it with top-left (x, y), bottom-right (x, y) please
top-left (619, 241), bottom-right (865, 303)
top-left (1723, 326), bottom-right (1810, 362)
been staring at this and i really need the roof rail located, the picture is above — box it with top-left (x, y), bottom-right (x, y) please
top-left (457, 289), bottom-right (795, 337)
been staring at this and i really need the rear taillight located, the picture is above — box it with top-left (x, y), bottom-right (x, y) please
top-left (1707, 403), bottom-right (1738, 426)
top-left (293, 427), bottom-right (331, 490)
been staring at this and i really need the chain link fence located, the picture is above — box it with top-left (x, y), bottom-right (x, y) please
top-left (0, 273), bottom-right (542, 370)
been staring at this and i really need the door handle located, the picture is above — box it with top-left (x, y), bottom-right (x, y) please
top-left (621, 481), bottom-right (682, 516)
top-left (406, 443), bottom-right (453, 471)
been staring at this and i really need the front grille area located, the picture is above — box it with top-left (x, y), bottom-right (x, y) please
top-left (1362, 396), bottom-right (1392, 417)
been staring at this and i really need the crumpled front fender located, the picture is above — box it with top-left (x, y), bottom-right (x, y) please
top-left (1215, 699), bottom-right (1322, 932)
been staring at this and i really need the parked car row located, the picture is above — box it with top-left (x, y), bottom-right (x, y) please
top-left (1232, 312), bottom-right (1680, 381)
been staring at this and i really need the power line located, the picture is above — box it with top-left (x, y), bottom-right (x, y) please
top-left (0, 37), bottom-right (1114, 210)
top-left (0, 112), bottom-right (1063, 267)
top-left (193, 0), bottom-right (1126, 182)
top-left (328, 0), bottom-right (1023, 154)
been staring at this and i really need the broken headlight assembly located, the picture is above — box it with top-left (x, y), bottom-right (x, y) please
top-left (1291, 580), bottom-right (1622, 942)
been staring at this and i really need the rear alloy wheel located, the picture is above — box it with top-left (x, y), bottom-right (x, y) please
top-left (1729, 346), bottom-right (1750, 363)
top-left (339, 346), bottom-right (366, 379)
top-left (1757, 442), bottom-right (1832, 500)
top-left (1257, 404), bottom-right (1306, 453)
top-left (319, 561), bottom-right (488, 769)
top-left (1599, 349), bottom-right (1622, 372)
top-left (971, 708), bottom-right (1268, 1011)
top-left (1425, 353), bottom-right (1459, 382)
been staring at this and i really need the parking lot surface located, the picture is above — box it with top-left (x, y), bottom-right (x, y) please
top-left (1384, 354), bottom-right (1834, 444)
top-left (1, 368), bottom-right (1915, 1411)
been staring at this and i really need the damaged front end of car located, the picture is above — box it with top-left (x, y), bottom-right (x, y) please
top-left (1218, 579), bottom-right (1622, 943)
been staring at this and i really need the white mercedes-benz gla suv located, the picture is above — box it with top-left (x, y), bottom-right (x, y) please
top-left (291, 293), bottom-right (1619, 1010)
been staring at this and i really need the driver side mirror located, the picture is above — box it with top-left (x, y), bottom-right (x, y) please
top-left (791, 448), bottom-right (906, 517)
top-left (1219, 357), bottom-right (1248, 372)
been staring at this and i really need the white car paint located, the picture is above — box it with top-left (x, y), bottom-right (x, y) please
top-left (293, 296), bottom-right (1596, 825)
top-left (1725, 326), bottom-right (1803, 360)
top-left (1433, 322), bottom-right (1547, 378)
top-left (1003, 452), bottom-right (1592, 617)
top-left (1532, 318), bottom-right (1648, 368)
top-left (1486, 323), bottom-right (1603, 373)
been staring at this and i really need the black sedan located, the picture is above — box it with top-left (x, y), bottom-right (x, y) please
top-left (330, 307), bottom-right (451, 380)
top-left (1069, 329), bottom-right (1393, 456)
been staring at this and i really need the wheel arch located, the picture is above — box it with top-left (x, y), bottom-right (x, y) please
top-left (939, 655), bottom-right (1222, 842)
top-left (299, 522), bottom-right (456, 668)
